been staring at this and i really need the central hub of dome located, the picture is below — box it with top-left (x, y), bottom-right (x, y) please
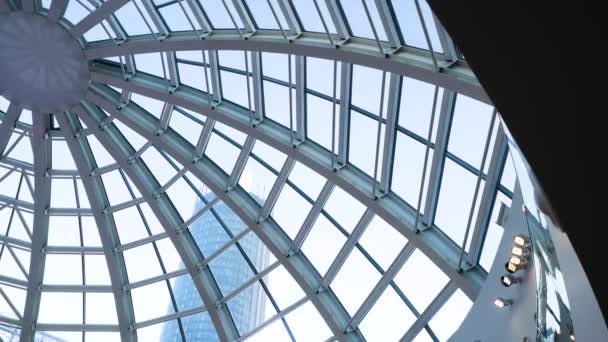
top-left (0, 13), bottom-right (90, 113)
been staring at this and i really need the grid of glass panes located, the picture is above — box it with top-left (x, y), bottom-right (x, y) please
top-left (0, 0), bottom-right (518, 340)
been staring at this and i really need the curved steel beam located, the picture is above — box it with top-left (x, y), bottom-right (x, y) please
top-left (0, 103), bottom-right (22, 157)
top-left (85, 86), bottom-right (366, 342)
top-left (89, 66), bottom-right (486, 299)
top-left (85, 31), bottom-right (490, 104)
top-left (73, 103), bottom-right (241, 342)
top-left (20, 114), bottom-right (52, 342)
top-left (55, 112), bottom-right (137, 342)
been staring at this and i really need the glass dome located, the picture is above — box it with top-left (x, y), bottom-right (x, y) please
top-left (1, 0), bottom-right (521, 341)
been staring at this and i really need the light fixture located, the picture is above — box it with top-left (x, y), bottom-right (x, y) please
top-left (501, 274), bottom-right (518, 287)
top-left (494, 297), bottom-right (512, 308)
top-left (512, 246), bottom-right (524, 257)
top-left (509, 255), bottom-right (523, 265)
top-left (513, 234), bottom-right (529, 247)
top-left (570, 335), bottom-right (575, 341)
top-left (506, 261), bottom-right (518, 273)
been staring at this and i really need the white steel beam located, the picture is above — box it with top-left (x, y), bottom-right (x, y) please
top-left (75, 103), bottom-right (241, 342)
top-left (373, 0), bottom-right (401, 48)
top-left (86, 86), bottom-right (365, 341)
top-left (0, 103), bottom-right (22, 158)
top-left (227, 136), bottom-right (255, 190)
top-left (400, 281), bottom-right (457, 341)
top-left (465, 126), bottom-right (508, 266)
top-left (294, 55), bottom-right (306, 143)
top-left (336, 62), bottom-right (352, 167)
top-left (230, 0), bottom-right (255, 34)
top-left (432, 15), bottom-right (459, 62)
top-left (290, 181), bottom-right (335, 254)
top-left (379, 73), bottom-right (401, 194)
top-left (321, 209), bottom-right (374, 288)
top-left (208, 51), bottom-right (223, 103)
top-left (47, 0), bottom-right (68, 22)
top-left (276, 0), bottom-right (301, 36)
top-left (88, 68), bottom-right (486, 299)
top-left (20, 114), bottom-right (52, 342)
top-left (139, 0), bottom-right (169, 38)
top-left (323, 0), bottom-right (350, 41)
top-left (85, 33), bottom-right (490, 103)
top-left (56, 112), bottom-right (137, 342)
top-left (421, 90), bottom-right (455, 229)
top-left (194, 119), bottom-right (216, 159)
top-left (70, 0), bottom-right (131, 37)
top-left (251, 51), bottom-right (264, 123)
top-left (347, 243), bottom-right (416, 331)
top-left (257, 157), bottom-right (295, 221)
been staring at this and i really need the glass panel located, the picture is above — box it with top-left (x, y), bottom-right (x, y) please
top-left (302, 215), bottom-right (345, 275)
top-left (394, 249), bottom-right (449, 312)
top-left (306, 94), bottom-right (337, 151)
top-left (323, 186), bottom-right (365, 233)
top-left (429, 289), bottom-right (473, 341)
top-left (132, 281), bottom-right (174, 322)
top-left (349, 110), bottom-right (385, 177)
top-left (271, 184), bottom-right (312, 239)
top-left (398, 78), bottom-right (442, 143)
top-left (332, 248), bottom-right (381, 315)
top-left (284, 301), bottom-right (332, 341)
top-left (359, 287), bottom-right (417, 341)
top-left (435, 159), bottom-right (485, 246)
top-left (448, 94), bottom-right (494, 169)
top-left (38, 292), bottom-right (82, 324)
top-left (358, 215), bottom-right (407, 269)
top-left (44, 254), bottom-right (82, 285)
top-left (86, 293), bottom-right (118, 324)
top-left (392, 133), bottom-right (433, 210)
top-left (339, 0), bottom-right (387, 41)
top-left (291, 0), bottom-right (337, 33)
top-left (390, 0), bottom-right (442, 52)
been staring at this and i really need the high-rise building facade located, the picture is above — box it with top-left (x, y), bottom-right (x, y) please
top-left (160, 195), bottom-right (268, 341)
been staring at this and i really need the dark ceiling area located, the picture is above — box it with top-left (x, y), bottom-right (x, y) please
top-left (426, 2), bottom-right (605, 319)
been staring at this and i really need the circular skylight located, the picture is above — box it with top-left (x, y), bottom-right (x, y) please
top-left (0, 1), bottom-right (518, 341)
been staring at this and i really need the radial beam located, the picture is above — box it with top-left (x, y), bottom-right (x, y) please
top-left (465, 126), bottom-right (508, 266)
top-left (20, 114), bottom-right (52, 342)
top-left (74, 103), bottom-right (241, 342)
top-left (348, 243), bottom-right (416, 331)
top-left (55, 112), bottom-right (137, 342)
top-left (47, 0), bottom-right (68, 22)
top-left (70, 0), bottom-right (131, 37)
top-left (290, 181), bottom-right (335, 253)
top-left (85, 87), bottom-right (366, 341)
top-left (421, 90), bottom-right (455, 229)
top-left (321, 209), bottom-right (374, 288)
top-left (0, 103), bottom-right (22, 157)
top-left (85, 32), bottom-right (490, 104)
top-left (400, 281), bottom-right (457, 341)
top-left (89, 67), bottom-right (486, 298)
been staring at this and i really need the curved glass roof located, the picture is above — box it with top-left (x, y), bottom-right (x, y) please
top-left (1, 0), bottom-right (519, 341)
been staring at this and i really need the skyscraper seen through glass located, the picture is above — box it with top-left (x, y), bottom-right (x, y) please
top-left (160, 192), bottom-right (268, 341)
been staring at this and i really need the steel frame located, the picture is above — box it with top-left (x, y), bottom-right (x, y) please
top-left (88, 67), bottom-right (486, 300)
top-left (85, 32), bottom-right (489, 104)
top-left (73, 103), bottom-right (242, 342)
top-left (0, 2), bottom-right (512, 339)
top-left (56, 112), bottom-right (138, 341)
top-left (85, 85), bottom-right (366, 341)
top-left (20, 114), bottom-right (52, 341)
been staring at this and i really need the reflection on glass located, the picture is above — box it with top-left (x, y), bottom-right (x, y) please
top-left (525, 209), bottom-right (574, 341)
top-left (160, 193), bottom-right (268, 341)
